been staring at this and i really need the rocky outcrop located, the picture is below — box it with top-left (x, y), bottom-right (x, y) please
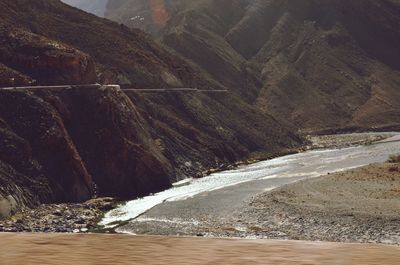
top-left (0, 64), bottom-right (33, 87)
top-left (0, 89), bottom-right (94, 204)
top-left (0, 160), bottom-right (48, 219)
top-left (42, 86), bottom-right (173, 198)
top-left (0, 26), bottom-right (97, 86)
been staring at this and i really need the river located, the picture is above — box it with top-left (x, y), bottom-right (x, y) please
top-left (100, 133), bottom-right (400, 235)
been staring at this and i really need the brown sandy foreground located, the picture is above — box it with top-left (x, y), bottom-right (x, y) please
top-left (0, 233), bottom-right (400, 265)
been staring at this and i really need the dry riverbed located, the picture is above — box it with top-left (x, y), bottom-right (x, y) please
top-left (236, 162), bottom-right (400, 244)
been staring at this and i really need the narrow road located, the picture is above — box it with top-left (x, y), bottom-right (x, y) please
top-left (0, 84), bottom-right (228, 93)
top-left (0, 233), bottom-right (399, 265)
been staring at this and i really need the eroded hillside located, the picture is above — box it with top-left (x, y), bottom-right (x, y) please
top-left (106, 0), bottom-right (400, 132)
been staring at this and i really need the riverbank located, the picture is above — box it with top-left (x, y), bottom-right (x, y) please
top-left (305, 132), bottom-right (394, 149)
top-left (0, 198), bottom-right (115, 233)
top-left (0, 233), bottom-right (399, 265)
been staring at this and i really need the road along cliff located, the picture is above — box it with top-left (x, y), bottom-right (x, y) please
top-left (0, 0), bottom-right (304, 219)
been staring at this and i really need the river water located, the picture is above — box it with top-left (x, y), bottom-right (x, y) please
top-left (100, 134), bottom-right (400, 231)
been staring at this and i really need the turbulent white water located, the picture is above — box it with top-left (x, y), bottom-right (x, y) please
top-left (100, 134), bottom-right (400, 228)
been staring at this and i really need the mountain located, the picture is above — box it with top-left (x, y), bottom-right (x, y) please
top-left (105, 0), bottom-right (400, 133)
top-left (0, 0), bottom-right (302, 218)
top-left (61, 0), bottom-right (107, 16)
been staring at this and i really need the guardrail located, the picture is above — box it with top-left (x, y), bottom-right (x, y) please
top-left (123, 88), bottom-right (228, 93)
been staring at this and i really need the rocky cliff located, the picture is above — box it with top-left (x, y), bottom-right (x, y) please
top-left (105, 0), bottom-right (400, 132)
top-left (0, 85), bottom-right (174, 218)
top-left (0, 0), bottom-right (303, 218)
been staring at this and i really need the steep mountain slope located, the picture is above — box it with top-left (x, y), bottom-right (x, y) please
top-left (105, 0), bottom-right (400, 132)
top-left (0, 85), bottom-right (174, 218)
top-left (0, 0), bottom-right (303, 218)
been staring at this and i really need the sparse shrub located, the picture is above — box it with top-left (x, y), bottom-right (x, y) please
top-left (387, 154), bottom-right (400, 163)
